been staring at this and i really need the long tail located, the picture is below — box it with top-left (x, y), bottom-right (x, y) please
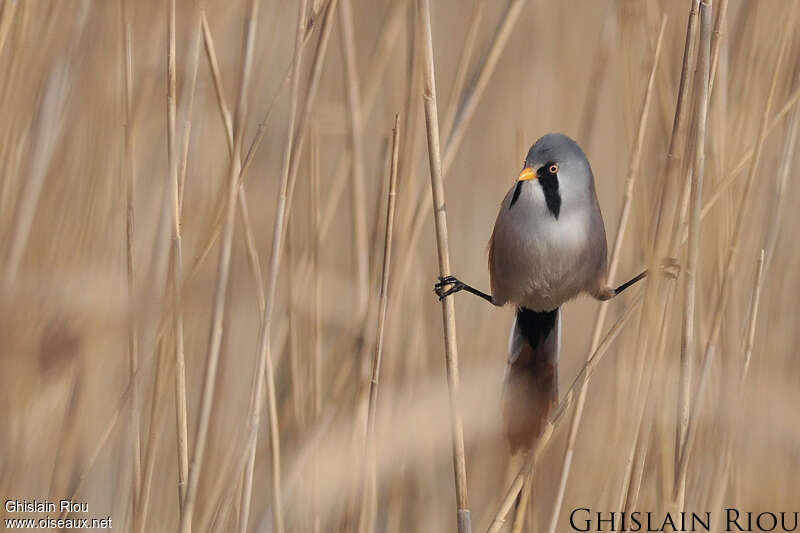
top-left (502, 306), bottom-right (560, 454)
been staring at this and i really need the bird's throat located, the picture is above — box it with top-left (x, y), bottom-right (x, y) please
top-left (509, 176), bottom-right (561, 218)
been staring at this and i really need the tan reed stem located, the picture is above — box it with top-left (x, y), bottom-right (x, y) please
top-left (361, 114), bottom-right (401, 532)
top-left (763, 61), bottom-right (800, 271)
top-left (120, 0), bottom-right (140, 514)
top-left (418, 1), bottom-right (472, 531)
top-left (134, 336), bottom-right (173, 533)
top-left (440, 0), bottom-right (485, 142)
top-left (165, 0), bottom-right (189, 512)
top-left (339, 0), bottom-right (370, 320)
top-left (673, 0), bottom-right (797, 501)
top-left (546, 16), bottom-right (667, 533)
top-left (675, 0), bottom-right (712, 508)
top-left (487, 293), bottom-right (645, 533)
top-left (395, 0), bottom-right (529, 324)
top-left (577, 2), bottom-right (615, 145)
top-left (177, 9), bottom-right (202, 213)
top-left (237, 1), bottom-right (310, 530)
top-left (179, 1), bottom-right (260, 531)
top-left (181, 1), bottom-right (326, 284)
top-left (649, 0), bottom-right (700, 252)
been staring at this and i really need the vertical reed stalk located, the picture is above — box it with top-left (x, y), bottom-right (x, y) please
top-left (417, 2), bottom-right (472, 531)
top-left (339, 0), bottom-right (370, 321)
top-left (361, 115), bottom-right (401, 532)
top-left (395, 0), bottom-right (528, 325)
top-left (649, 0), bottom-right (700, 251)
top-left (673, 0), bottom-right (797, 500)
top-left (165, 0), bottom-right (190, 512)
top-left (675, 0), bottom-right (712, 508)
top-left (120, 0), bottom-right (140, 514)
top-left (179, 1), bottom-right (260, 531)
top-left (238, 3), bottom-right (309, 533)
top-left (310, 126), bottom-right (323, 532)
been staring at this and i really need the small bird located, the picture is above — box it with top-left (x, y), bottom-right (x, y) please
top-left (434, 133), bottom-right (646, 453)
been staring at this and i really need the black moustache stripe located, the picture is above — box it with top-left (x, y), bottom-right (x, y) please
top-left (510, 181), bottom-right (523, 208)
top-left (540, 174), bottom-right (561, 218)
top-left (508, 173), bottom-right (560, 216)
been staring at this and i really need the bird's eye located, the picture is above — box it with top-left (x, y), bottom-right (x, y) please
top-left (548, 163), bottom-right (559, 174)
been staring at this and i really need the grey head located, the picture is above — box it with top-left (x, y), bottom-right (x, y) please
top-left (517, 133), bottom-right (598, 219)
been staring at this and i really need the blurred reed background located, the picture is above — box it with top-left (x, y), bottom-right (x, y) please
top-left (0, 0), bottom-right (799, 531)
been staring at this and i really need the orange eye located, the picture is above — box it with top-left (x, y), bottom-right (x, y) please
top-left (548, 163), bottom-right (559, 174)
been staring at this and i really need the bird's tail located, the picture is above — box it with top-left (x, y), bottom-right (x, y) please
top-left (502, 306), bottom-right (560, 454)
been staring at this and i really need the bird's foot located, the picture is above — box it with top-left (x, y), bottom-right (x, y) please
top-left (660, 257), bottom-right (680, 279)
top-left (434, 275), bottom-right (464, 300)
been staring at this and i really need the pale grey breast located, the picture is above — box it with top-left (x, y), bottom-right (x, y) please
top-left (489, 176), bottom-right (607, 311)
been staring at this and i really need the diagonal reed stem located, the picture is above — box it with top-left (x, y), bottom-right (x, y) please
top-left (546, 16), bottom-right (667, 533)
top-left (238, 1), bottom-right (312, 532)
top-left (673, 0), bottom-right (797, 501)
top-left (488, 292), bottom-right (645, 533)
top-left (179, 1), bottom-right (260, 531)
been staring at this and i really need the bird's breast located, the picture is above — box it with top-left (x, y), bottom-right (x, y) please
top-left (491, 188), bottom-right (598, 310)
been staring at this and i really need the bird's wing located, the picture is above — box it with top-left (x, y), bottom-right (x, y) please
top-left (488, 222), bottom-right (497, 298)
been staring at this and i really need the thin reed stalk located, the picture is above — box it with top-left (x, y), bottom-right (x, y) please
top-left (189, 7), bottom-right (281, 533)
top-left (238, 2), bottom-right (309, 532)
top-left (649, 0), bottom-right (700, 251)
top-left (165, 0), bottom-right (190, 511)
top-left (279, 0), bottom-right (339, 252)
top-left (511, 472), bottom-right (533, 533)
top-left (577, 2), bottom-right (615, 145)
top-left (673, 0), bottom-right (797, 501)
top-left (418, 2), bottom-right (472, 531)
top-left (133, 335), bottom-right (174, 533)
top-left (546, 16), bottom-right (666, 533)
top-left (119, 0), bottom-right (140, 514)
top-left (319, 0), bottom-right (408, 236)
top-left (705, 249), bottom-right (765, 523)
top-left (440, 0), bottom-right (485, 142)
top-left (339, 0), bottom-right (369, 321)
top-left (487, 293), bottom-right (645, 533)
top-left (310, 125), bottom-right (324, 530)
top-left (613, 0), bottom-right (705, 514)
top-left (0, 0), bottom-right (18, 57)
top-left (763, 62), bottom-right (800, 270)
top-left (178, 1), bottom-right (326, 288)
top-left (444, 0), bottom-right (527, 171)
top-left (361, 115), bottom-right (401, 532)
top-left (675, 0), bottom-right (712, 508)
top-left (179, 2), bottom-right (260, 532)
top-left (395, 0), bottom-right (529, 312)
top-left (177, 9), bottom-right (202, 213)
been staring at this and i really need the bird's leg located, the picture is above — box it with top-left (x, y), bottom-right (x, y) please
top-left (434, 275), bottom-right (496, 305)
top-left (613, 270), bottom-right (648, 296)
top-left (601, 257), bottom-right (681, 299)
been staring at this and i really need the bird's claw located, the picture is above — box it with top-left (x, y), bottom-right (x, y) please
top-left (660, 257), bottom-right (680, 279)
top-left (434, 275), bottom-right (461, 300)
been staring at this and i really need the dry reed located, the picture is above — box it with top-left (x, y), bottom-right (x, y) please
top-left (2, 3), bottom-right (799, 533)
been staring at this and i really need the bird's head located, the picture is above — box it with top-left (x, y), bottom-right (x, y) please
top-left (513, 133), bottom-right (596, 218)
